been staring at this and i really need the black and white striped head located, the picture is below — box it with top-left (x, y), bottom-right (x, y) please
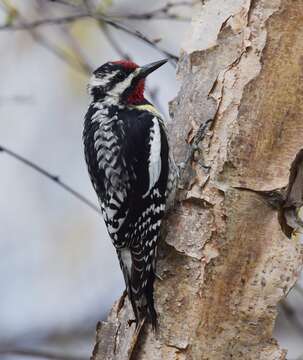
top-left (88, 59), bottom-right (167, 105)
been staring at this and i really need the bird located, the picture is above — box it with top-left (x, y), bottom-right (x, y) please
top-left (83, 59), bottom-right (177, 329)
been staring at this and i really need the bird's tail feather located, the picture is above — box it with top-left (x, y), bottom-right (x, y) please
top-left (144, 270), bottom-right (158, 330)
top-left (117, 247), bottom-right (158, 329)
top-left (132, 247), bottom-right (158, 330)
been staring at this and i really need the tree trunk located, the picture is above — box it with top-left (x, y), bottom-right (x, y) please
top-left (92, 1), bottom-right (303, 359)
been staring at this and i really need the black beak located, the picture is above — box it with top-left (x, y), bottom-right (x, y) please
top-left (138, 59), bottom-right (168, 78)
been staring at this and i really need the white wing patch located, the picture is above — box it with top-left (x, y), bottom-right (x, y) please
top-left (108, 69), bottom-right (139, 98)
top-left (143, 117), bottom-right (162, 198)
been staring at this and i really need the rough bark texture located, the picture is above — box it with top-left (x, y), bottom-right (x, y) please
top-left (92, 1), bottom-right (303, 359)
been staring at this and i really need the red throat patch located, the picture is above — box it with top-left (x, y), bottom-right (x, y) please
top-left (127, 79), bottom-right (145, 104)
top-left (111, 60), bottom-right (146, 104)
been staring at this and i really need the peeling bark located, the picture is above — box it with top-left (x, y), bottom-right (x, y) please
top-left (92, 1), bottom-right (303, 359)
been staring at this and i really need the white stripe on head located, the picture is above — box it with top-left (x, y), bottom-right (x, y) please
top-left (107, 68), bottom-right (140, 98)
top-left (89, 70), bottom-right (119, 88)
top-left (88, 70), bottom-right (120, 96)
top-left (88, 67), bottom-right (140, 103)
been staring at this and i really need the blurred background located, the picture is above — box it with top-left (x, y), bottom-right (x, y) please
top-left (0, 1), bottom-right (302, 359)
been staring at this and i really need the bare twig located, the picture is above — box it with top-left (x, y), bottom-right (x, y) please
top-left (49, 0), bottom-right (191, 20)
top-left (0, 2), bottom-right (91, 75)
top-left (115, 2), bottom-right (192, 21)
top-left (77, 13), bottom-right (179, 64)
top-left (0, 347), bottom-right (86, 360)
top-left (0, 14), bottom-right (88, 30)
top-left (0, 145), bottom-right (100, 214)
top-left (0, 13), bottom-right (178, 64)
top-left (46, 0), bottom-right (80, 7)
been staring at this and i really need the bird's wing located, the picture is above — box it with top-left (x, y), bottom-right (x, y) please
top-left (83, 105), bottom-right (169, 246)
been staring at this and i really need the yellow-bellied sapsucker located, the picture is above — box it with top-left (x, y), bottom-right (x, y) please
top-left (83, 59), bottom-right (177, 329)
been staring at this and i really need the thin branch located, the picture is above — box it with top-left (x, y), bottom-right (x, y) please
top-left (0, 347), bottom-right (86, 360)
top-left (49, 0), bottom-right (191, 20)
top-left (0, 14), bottom-right (88, 30)
top-left (0, 3), bottom-right (91, 75)
top-left (115, 2), bottom-right (192, 21)
top-left (69, 12), bottom-right (179, 64)
top-left (0, 145), bottom-right (100, 214)
top-left (0, 13), bottom-right (178, 64)
top-left (36, 3), bottom-right (92, 74)
top-left (47, 0), bottom-right (80, 7)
